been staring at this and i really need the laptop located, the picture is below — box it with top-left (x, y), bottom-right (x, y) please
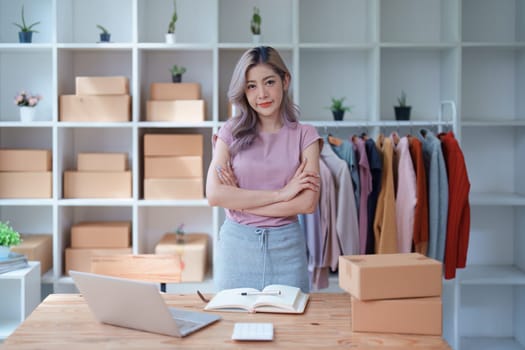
top-left (70, 270), bottom-right (221, 337)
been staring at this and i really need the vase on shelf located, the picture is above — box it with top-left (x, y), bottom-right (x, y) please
top-left (0, 246), bottom-right (9, 258)
top-left (252, 34), bottom-right (261, 44)
top-left (165, 33), bottom-right (176, 44)
top-left (18, 31), bottom-right (33, 43)
top-left (19, 106), bottom-right (36, 122)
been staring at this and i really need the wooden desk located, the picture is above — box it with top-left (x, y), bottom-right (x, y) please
top-left (3, 293), bottom-right (451, 349)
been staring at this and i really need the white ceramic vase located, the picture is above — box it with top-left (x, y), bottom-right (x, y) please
top-left (0, 245), bottom-right (10, 258)
top-left (165, 33), bottom-right (176, 44)
top-left (252, 34), bottom-right (261, 44)
top-left (20, 106), bottom-right (36, 122)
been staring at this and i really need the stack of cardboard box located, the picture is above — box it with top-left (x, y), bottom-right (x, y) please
top-left (339, 253), bottom-right (443, 335)
top-left (64, 221), bottom-right (132, 275)
top-left (60, 76), bottom-right (131, 122)
top-left (63, 152), bottom-right (131, 198)
top-left (143, 134), bottom-right (204, 199)
top-left (155, 233), bottom-right (209, 282)
top-left (0, 149), bottom-right (52, 198)
top-left (146, 82), bottom-right (205, 122)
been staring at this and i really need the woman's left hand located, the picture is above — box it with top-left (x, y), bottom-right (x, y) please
top-left (215, 161), bottom-right (238, 187)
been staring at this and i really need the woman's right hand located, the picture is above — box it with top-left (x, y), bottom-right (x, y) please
top-left (278, 158), bottom-right (320, 202)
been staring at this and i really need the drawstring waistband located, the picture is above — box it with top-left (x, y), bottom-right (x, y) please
top-left (255, 228), bottom-right (269, 289)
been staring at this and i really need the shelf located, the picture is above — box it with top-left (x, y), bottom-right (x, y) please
top-left (459, 265), bottom-right (525, 285)
top-left (461, 337), bottom-right (525, 350)
top-left (462, 120), bottom-right (525, 127)
top-left (469, 192), bottom-right (525, 206)
top-left (137, 199), bottom-right (209, 207)
top-left (57, 199), bottom-right (134, 207)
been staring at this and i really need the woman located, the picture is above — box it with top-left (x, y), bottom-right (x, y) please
top-left (206, 46), bottom-right (322, 293)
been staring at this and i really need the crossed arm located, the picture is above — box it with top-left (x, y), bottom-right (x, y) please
top-left (206, 138), bottom-right (321, 217)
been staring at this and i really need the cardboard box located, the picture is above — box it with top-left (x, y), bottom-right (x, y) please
top-left (144, 178), bottom-right (203, 199)
top-left (64, 248), bottom-right (132, 275)
top-left (76, 76), bottom-right (129, 95)
top-left (91, 254), bottom-right (181, 283)
top-left (11, 234), bottom-right (53, 275)
top-left (144, 156), bottom-right (202, 178)
top-left (0, 149), bottom-right (52, 171)
top-left (155, 233), bottom-right (208, 282)
top-left (71, 221), bottom-right (131, 249)
top-left (150, 82), bottom-right (201, 100)
top-left (146, 100), bottom-right (205, 122)
top-left (351, 296), bottom-right (442, 335)
top-left (63, 171), bottom-right (131, 198)
top-left (339, 253), bottom-right (442, 300)
top-left (77, 153), bottom-right (128, 172)
top-left (59, 95), bottom-right (131, 122)
top-left (0, 172), bottom-right (52, 198)
top-left (143, 134), bottom-right (203, 157)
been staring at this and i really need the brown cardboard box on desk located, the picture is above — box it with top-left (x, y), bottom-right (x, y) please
top-left (155, 233), bottom-right (208, 282)
top-left (339, 253), bottom-right (443, 335)
top-left (339, 253), bottom-right (442, 300)
top-left (11, 234), bottom-right (53, 275)
top-left (71, 222), bottom-right (131, 249)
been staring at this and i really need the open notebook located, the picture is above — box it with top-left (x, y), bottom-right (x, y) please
top-left (204, 284), bottom-right (309, 314)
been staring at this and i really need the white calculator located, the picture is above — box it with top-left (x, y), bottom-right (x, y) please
top-left (231, 322), bottom-right (274, 341)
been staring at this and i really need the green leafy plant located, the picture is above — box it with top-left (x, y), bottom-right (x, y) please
top-left (397, 90), bottom-right (408, 107)
top-left (0, 221), bottom-right (21, 247)
top-left (170, 64), bottom-right (187, 76)
top-left (12, 5), bottom-right (40, 33)
top-left (167, 0), bottom-right (178, 34)
top-left (251, 6), bottom-right (261, 35)
top-left (96, 24), bottom-right (110, 35)
top-left (175, 223), bottom-right (185, 244)
top-left (328, 97), bottom-right (351, 113)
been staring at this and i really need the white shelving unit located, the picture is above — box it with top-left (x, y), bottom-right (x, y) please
top-left (0, 262), bottom-right (41, 340)
top-left (1, 0), bottom-right (524, 348)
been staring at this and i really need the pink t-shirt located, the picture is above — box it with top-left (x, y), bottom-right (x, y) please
top-left (217, 119), bottom-right (321, 227)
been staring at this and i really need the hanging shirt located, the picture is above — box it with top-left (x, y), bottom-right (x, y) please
top-left (408, 135), bottom-right (429, 255)
top-left (217, 119), bottom-right (321, 227)
top-left (418, 128), bottom-right (448, 261)
top-left (352, 136), bottom-right (372, 254)
top-left (321, 137), bottom-right (359, 256)
top-left (329, 139), bottom-right (360, 214)
top-left (392, 133), bottom-right (417, 253)
top-left (439, 131), bottom-right (471, 279)
top-left (365, 137), bottom-right (382, 254)
top-left (373, 134), bottom-right (398, 254)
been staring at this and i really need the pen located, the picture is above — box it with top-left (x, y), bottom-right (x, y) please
top-left (239, 290), bottom-right (281, 296)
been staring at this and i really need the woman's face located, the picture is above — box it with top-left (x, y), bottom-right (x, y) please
top-left (244, 63), bottom-right (289, 121)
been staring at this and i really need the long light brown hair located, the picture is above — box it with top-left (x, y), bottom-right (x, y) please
top-left (227, 46), bottom-right (299, 155)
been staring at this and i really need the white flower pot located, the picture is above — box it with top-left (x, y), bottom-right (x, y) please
top-left (252, 34), bottom-right (261, 44)
top-left (20, 106), bottom-right (36, 122)
top-left (165, 33), bottom-right (176, 44)
top-left (0, 246), bottom-right (10, 258)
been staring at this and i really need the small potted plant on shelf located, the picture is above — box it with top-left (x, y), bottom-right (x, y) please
top-left (174, 224), bottom-right (185, 244)
top-left (12, 5), bottom-right (40, 44)
top-left (14, 90), bottom-right (42, 122)
top-left (0, 221), bottom-right (22, 258)
top-left (250, 6), bottom-right (261, 44)
top-left (327, 97), bottom-right (351, 121)
top-left (170, 64), bottom-right (186, 83)
top-left (166, 0), bottom-right (178, 44)
top-left (394, 90), bottom-right (411, 121)
top-left (96, 24), bottom-right (111, 43)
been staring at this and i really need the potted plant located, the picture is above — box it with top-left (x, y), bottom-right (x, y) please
top-left (12, 5), bottom-right (40, 43)
top-left (0, 221), bottom-right (21, 258)
top-left (166, 0), bottom-right (178, 44)
top-left (250, 6), bottom-right (261, 43)
top-left (14, 90), bottom-right (42, 122)
top-left (170, 64), bottom-right (186, 83)
top-left (97, 24), bottom-right (111, 42)
top-left (394, 90), bottom-right (411, 121)
top-left (327, 97), bottom-right (351, 121)
top-left (174, 224), bottom-right (185, 244)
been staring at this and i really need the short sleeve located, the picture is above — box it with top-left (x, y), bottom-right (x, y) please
top-left (300, 123), bottom-right (322, 153)
top-left (217, 119), bottom-right (234, 147)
